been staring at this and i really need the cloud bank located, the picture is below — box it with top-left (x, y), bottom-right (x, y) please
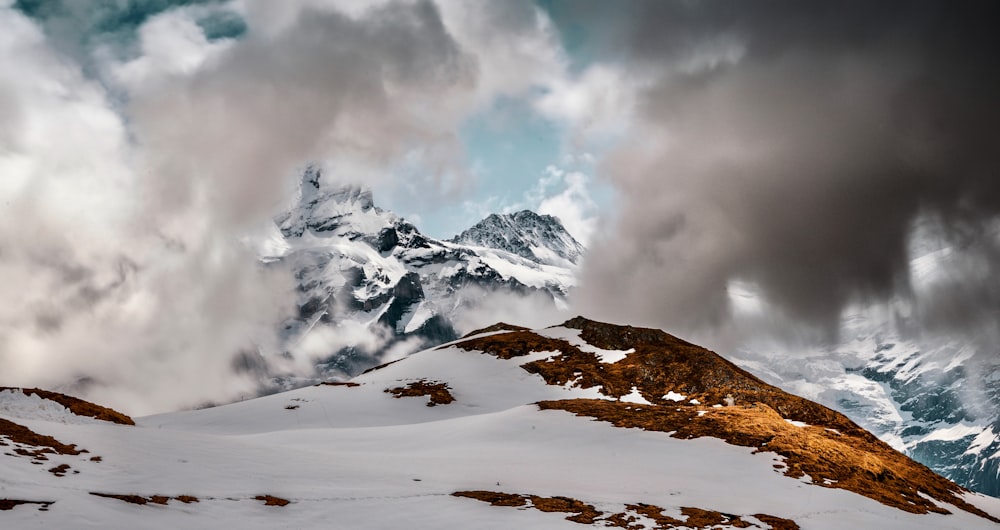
top-left (6, 0), bottom-right (1000, 415)
top-left (0, 0), bottom-right (586, 414)
top-left (571, 1), bottom-right (1000, 352)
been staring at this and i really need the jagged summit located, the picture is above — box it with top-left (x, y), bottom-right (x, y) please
top-left (258, 168), bottom-right (579, 383)
top-left (275, 167), bottom-right (380, 239)
top-left (449, 210), bottom-right (586, 267)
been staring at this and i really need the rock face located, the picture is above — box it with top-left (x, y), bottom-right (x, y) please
top-left (854, 346), bottom-right (1000, 498)
top-left (261, 167), bottom-right (579, 384)
top-left (449, 210), bottom-right (586, 267)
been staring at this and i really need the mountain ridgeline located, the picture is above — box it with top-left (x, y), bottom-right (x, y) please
top-left (262, 167), bottom-right (580, 383)
top-left (449, 210), bottom-right (585, 267)
top-left (3, 318), bottom-right (999, 528)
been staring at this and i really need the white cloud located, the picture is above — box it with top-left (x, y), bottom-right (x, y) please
top-left (0, 1), bottom-right (498, 415)
top-left (534, 64), bottom-right (639, 143)
top-left (111, 6), bottom-right (236, 91)
top-left (537, 169), bottom-right (599, 246)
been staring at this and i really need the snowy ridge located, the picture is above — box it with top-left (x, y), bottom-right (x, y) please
top-left (449, 210), bottom-right (586, 267)
top-left (2, 318), bottom-right (999, 528)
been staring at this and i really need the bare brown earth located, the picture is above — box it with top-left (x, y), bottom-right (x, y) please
top-left (0, 387), bottom-right (134, 425)
top-left (453, 491), bottom-right (800, 529)
top-left (451, 317), bottom-right (999, 523)
top-left (314, 382), bottom-right (361, 387)
top-left (462, 322), bottom-right (531, 338)
top-left (48, 463), bottom-right (71, 477)
top-left (361, 358), bottom-right (404, 375)
top-left (385, 379), bottom-right (455, 406)
top-left (90, 492), bottom-right (200, 505)
top-left (255, 495), bottom-right (290, 507)
top-left (0, 499), bottom-right (54, 511)
top-left (0, 418), bottom-right (82, 456)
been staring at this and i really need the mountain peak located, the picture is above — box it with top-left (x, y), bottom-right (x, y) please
top-left (449, 209), bottom-right (586, 267)
top-left (277, 167), bottom-right (381, 238)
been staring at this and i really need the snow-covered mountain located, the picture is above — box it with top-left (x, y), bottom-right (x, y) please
top-left (731, 314), bottom-right (1000, 501)
top-left (259, 167), bottom-right (578, 382)
top-left (3, 317), bottom-right (998, 529)
top-left (727, 231), bottom-right (1000, 504)
top-left (449, 210), bottom-right (586, 267)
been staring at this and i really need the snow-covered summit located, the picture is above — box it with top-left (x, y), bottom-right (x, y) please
top-left (449, 210), bottom-right (586, 267)
top-left (257, 168), bottom-right (581, 384)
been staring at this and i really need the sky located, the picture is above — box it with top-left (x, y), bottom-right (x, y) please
top-left (2, 0), bottom-right (999, 413)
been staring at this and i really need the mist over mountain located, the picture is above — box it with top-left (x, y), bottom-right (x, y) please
top-left (253, 166), bottom-right (579, 389)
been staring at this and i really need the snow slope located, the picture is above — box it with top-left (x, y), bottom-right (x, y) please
top-left (2, 319), bottom-right (999, 529)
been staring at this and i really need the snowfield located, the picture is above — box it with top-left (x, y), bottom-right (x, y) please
top-left (2, 325), bottom-right (1000, 529)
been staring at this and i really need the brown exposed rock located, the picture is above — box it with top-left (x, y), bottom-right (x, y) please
top-left (0, 418), bottom-right (82, 456)
top-left (538, 398), bottom-right (997, 522)
top-left (89, 492), bottom-right (199, 505)
top-left (452, 330), bottom-right (580, 360)
top-left (0, 387), bottom-right (134, 425)
top-left (452, 491), bottom-right (798, 529)
top-left (48, 463), bottom-right (71, 477)
top-left (385, 379), bottom-right (455, 406)
top-left (255, 495), bottom-right (290, 507)
top-left (0, 499), bottom-right (54, 511)
top-left (315, 381), bottom-right (360, 387)
top-left (360, 358), bottom-right (403, 375)
top-left (462, 322), bottom-right (531, 338)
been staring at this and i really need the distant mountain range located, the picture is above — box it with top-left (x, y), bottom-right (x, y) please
top-left (3, 318), bottom-right (998, 528)
top-left (731, 308), bottom-right (1000, 500)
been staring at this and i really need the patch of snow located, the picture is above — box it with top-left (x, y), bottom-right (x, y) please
top-left (620, 387), bottom-right (651, 405)
top-left (964, 429), bottom-right (998, 457)
top-left (663, 392), bottom-right (686, 402)
top-left (0, 390), bottom-right (104, 425)
top-left (784, 419), bottom-right (809, 428)
top-left (918, 423), bottom-right (985, 444)
top-left (535, 327), bottom-right (634, 363)
top-left (400, 302), bottom-right (435, 334)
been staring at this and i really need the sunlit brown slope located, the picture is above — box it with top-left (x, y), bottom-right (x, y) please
top-left (450, 317), bottom-right (998, 523)
top-left (0, 387), bottom-right (134, 425)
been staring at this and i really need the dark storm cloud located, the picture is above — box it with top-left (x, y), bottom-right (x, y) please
top-left (573, 1), bottom-right (1000, 339)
